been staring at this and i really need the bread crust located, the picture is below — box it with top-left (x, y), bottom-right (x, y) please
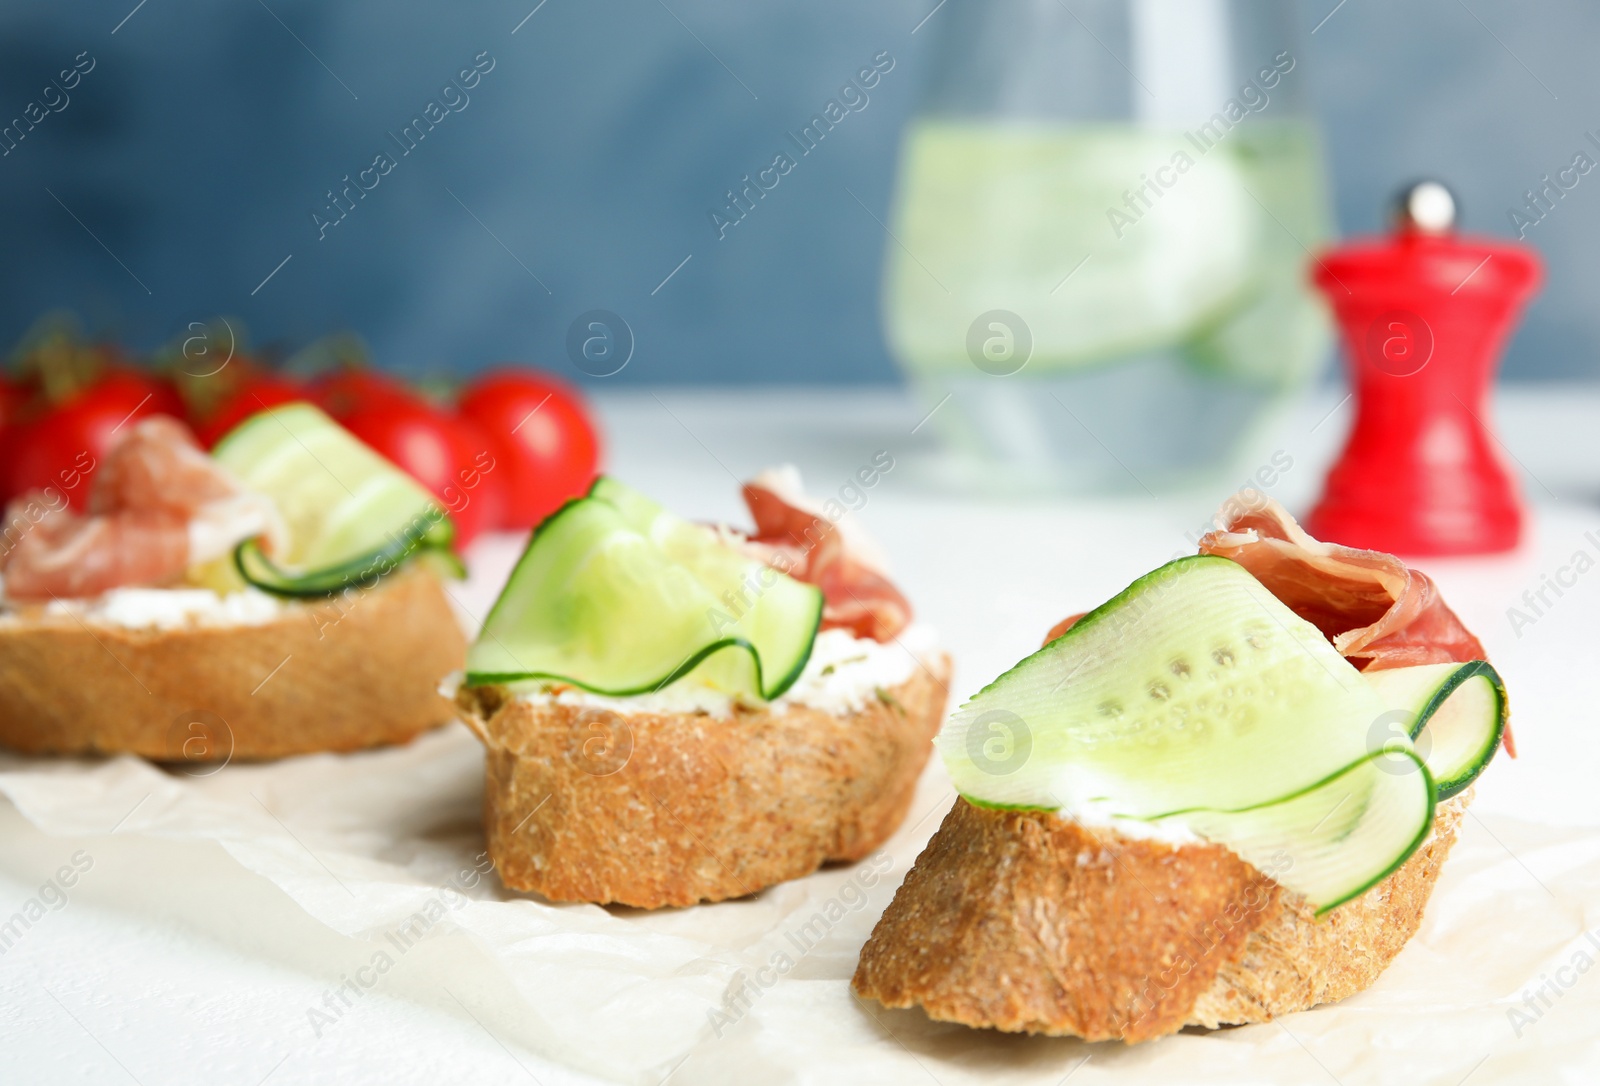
top-left (852, 790), bottom-right (1468, 1042)
top-left (456, 653), bottom-right (951, 908)
top-left (0, 565), bottom-right (467, 761)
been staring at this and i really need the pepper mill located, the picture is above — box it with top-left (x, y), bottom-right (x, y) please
top-left (1306, 181), bottom-right (1543, 556)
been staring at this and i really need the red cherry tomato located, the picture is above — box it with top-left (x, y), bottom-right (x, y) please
top-left (0, 378), bottom-right (25, 499)
top-left (457, 369), bottom-right (600, 529)
top-left (310, 369), bottom-right (415, 421)
top-left (443, 414), bottom-right (508, 548)
top-left (0, 377), bottom-right (25, 432)
top-left (339, 400), bottom-right (506, 550)
top-left (99, 367), bottom-right (185, 421)
top-left (1, 373), bottom-right (181, 508)
top-left (194, 375), bottom-right (307, 448)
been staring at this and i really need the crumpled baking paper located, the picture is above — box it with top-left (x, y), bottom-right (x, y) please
top-left (4, 529), bottom-right (1597, 1084)
top-left (1, 729), bottom-right (1597, 1086)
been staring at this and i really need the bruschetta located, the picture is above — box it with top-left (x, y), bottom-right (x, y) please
top-left (453, 469), bottom-right (950, 907)
top-left (0, 407), bottom-right (467, 761)
top-left (853, 493), bottom-right (1508, 1042)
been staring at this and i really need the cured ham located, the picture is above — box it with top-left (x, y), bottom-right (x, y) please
top-left (1197, 497), bottom-right (1488, 672)
top-left (1, 417), bottom-right (279, 602)
top-left (90, 415), bottom-right (240, 516)
top-left (1043, 612), bottom-right (1084, 645)
top-left (0, 501), bottom-right (189, 600)
top-left (740, 467), bottom-right (912, 643)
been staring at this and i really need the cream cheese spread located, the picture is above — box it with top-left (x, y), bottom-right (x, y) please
top-left (34, 586), bottom-right (286, 630)
top-left (491, 623), bottom-right (941, 719)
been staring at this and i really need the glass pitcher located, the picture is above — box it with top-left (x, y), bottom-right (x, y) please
top-left (885, 0), bottom-right (1333, 490)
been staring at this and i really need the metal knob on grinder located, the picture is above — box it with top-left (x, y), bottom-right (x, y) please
top-left (1305, 181), bottom-right (1543, 555)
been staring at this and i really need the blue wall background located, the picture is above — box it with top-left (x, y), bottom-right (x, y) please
top-left (1, 0), bottom-right (1597, 385)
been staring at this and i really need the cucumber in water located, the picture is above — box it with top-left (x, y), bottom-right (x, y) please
top-left (1364, 660), bottom-right (1506, 800)
top-left (939, 555), bottom-right (1440, 912)
top-left (211, 403), bottom-right (455, 596)
top-left (465, 478), bottom-right (823, 700)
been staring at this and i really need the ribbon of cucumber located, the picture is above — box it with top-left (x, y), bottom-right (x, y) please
top-left (1363, 660), bottom-right (1507, 800)
top-left (210, 403), bottom-right (457, 597)
top-left (940, 554), bottom-right (1500, 912)
top-left (464, 477), bottom-right (823, 700)
top-left (1153, 749), bottom-right (1437, 914)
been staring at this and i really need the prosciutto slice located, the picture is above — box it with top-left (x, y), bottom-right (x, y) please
top-left (1, 499), bottom-right (189, 600)
top-left (90, 415), bottom-right (240, 516)
top-left (740, 467), bottom-right (912, 643)
top-left (1197, 497), bottom-right (1488, 672)
top-left (1, 417), bottom-right (279, 602)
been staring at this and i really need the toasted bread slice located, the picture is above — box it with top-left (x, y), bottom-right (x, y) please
top-left (852, 790), bottom-right (1468, 1042)
top-left (455, 653), bottom-right (951, 908)
top-left (0, 565), bottom-right (466, 761)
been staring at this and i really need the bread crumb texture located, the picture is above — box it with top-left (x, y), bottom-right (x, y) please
top-left (852, 790), bottom-right (1468, 1042)
top-left (0, 565), bottom-right (466, 760)
top-left (457, 653), bottom-right (952, 908)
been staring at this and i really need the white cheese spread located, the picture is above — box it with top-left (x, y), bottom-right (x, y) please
top-left (495, 623), bottom-right (941, 719)
top-left (1063, 797), bottom-right (1203, 846)
top-left (35, 586), bottom-right (286, 630)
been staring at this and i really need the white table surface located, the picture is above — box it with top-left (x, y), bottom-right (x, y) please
top-left (4, 383), bottom-right (1600, 1085)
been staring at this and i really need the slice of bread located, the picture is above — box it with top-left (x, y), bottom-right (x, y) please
top-left (852, 789), bottom-right (1469, 1042)
top-left (455, 653), bottom-right (952, 908)
top-left (0, 565), bottom-right (467, 761)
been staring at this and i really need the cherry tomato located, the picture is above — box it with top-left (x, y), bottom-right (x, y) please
top-left (310, 369), bottom-right (415, 421)
top-left (99, 367), bottom-right (185, 421)
top-left (194, 375), bottom-right (307, 448)
top-left (1, 373), bottom-right (181, 507)
top-left (442, 414), bottom-right (508, 548)
top-left (0, 378), bottom-right (25, 494)
top-left (457, 369), bottom-right (600, 529)
top-left (0, 377), bottom-right (25, 432)
top-left (339, 399), bottom-right (506, 550)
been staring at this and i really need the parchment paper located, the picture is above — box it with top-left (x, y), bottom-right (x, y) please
top-left (6, 519), bottom-right (1600, 1085)
top-left (1, 726), bottom-right (1597, 1086)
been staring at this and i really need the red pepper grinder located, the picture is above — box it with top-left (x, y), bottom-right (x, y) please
top-left (1307, 181), bottom-right (1543, 556)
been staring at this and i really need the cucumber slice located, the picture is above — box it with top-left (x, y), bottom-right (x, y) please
top-left (1154, 750), bottom-right (1435, 915)
top-left (1363, 661), bottom-right (1506, 800)
top-left (465, 478), bottom-right (823, 700)
top-left (941, 555), bottom-right (1387, 814)
top-left (939, 554), bottom-right (1441, 912)
top-left (210, 403), bottom-right (453, 596)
